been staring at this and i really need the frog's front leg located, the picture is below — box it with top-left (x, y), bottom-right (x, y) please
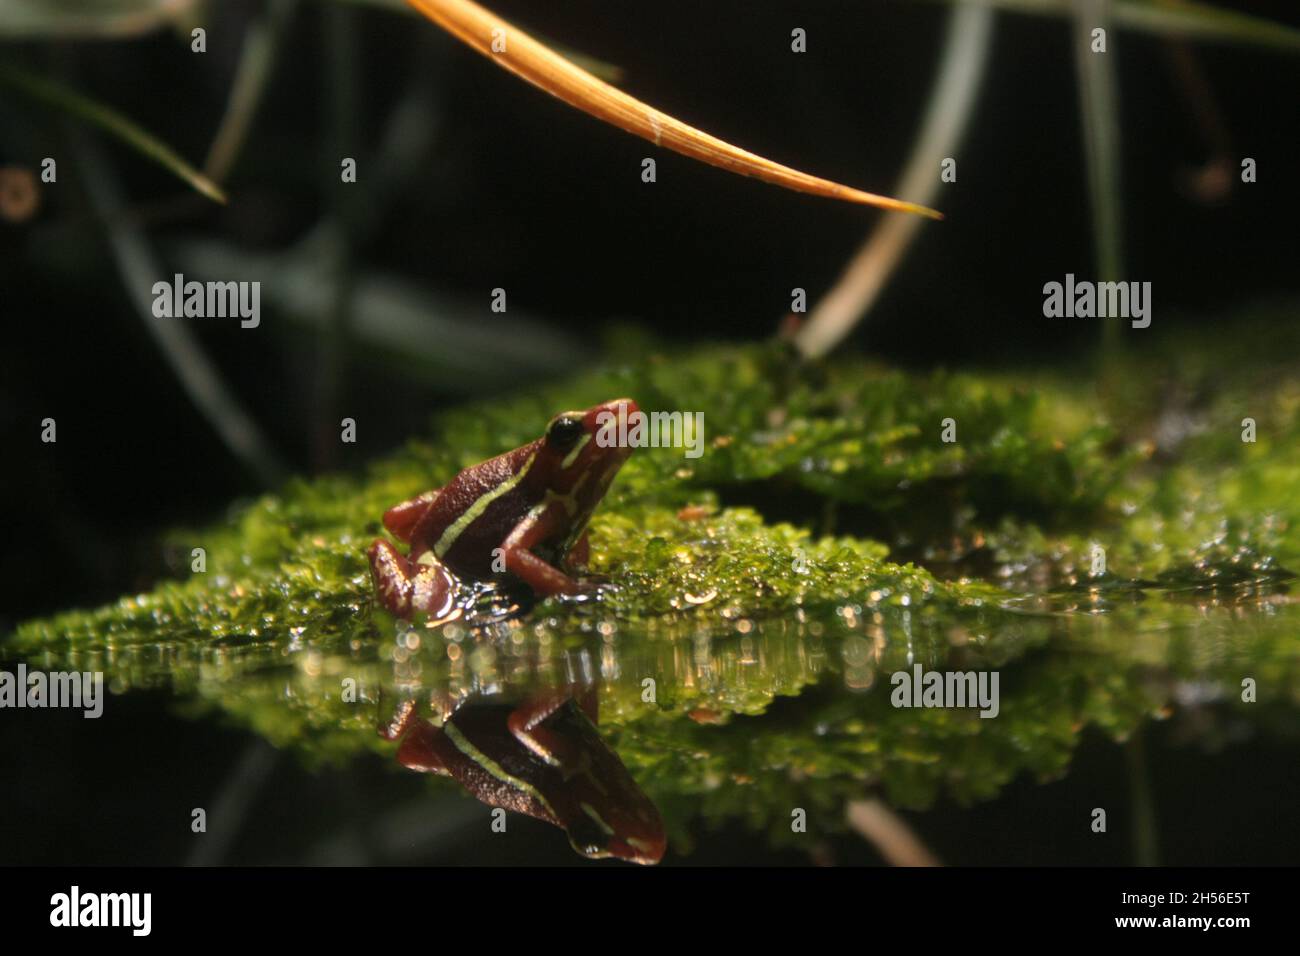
top-left (501, 503), bottom-right (584, 596)
top-left (508, 690), bottom-right (599, 777)
top-left (367, 539), bottom-right (457, 618)
top-left (567, 530), bottom-right (590, 571)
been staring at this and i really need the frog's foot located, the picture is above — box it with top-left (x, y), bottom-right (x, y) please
top-left (560, 533), bottom-right (613, 592)
top-left (378, 697), bottom-right (419, 741)
top-left (568, 571), bottom-right (613, 594)
top-left (368, 539), bottom-right (457, 619)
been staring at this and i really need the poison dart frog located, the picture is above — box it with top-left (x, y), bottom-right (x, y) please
top-left (368, 399), bottom-right (638, 618)
top-left (370, 400), bottom-right (662, 861)
top-left (382, 683), bottom-right (666, 864)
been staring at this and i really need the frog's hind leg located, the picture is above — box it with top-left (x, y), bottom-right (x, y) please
top-left (381, 489), bottom-right (441, 543)
top-left (501, 505), bottom-right (583, 596)
top-left (378, 698), bottom-right (451, 775)
top-left (395, 719), bottom-right (452, 776)
top-left (368, 539), bottom-right (456, 619)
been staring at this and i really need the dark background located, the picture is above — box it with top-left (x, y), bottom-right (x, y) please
top-left (1, 0), bottom-right (1298, 865)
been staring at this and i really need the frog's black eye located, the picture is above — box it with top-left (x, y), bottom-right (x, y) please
top-left (546, 416), bottom-right (585, 452)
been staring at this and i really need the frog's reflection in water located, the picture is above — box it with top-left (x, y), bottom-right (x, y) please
top-left (383, 621), bottom-right (665, 864)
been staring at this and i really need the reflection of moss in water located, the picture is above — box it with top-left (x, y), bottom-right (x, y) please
top-left (8, 320), bottom-right (1300, 852)
top-left (615, 585), bottom-right (1300, 850)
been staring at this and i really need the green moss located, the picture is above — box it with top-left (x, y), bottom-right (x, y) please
top-left (8, 327), bottom-right (1300, 853)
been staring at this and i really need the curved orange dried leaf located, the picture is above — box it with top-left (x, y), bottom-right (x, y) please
top-left (407, 0), bottom-right (942, 218)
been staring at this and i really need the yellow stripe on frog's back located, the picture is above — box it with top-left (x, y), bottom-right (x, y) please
top-left (433, 452), bottom-right (535, 558)
top-left (443, 720), bottom-right (558, 820)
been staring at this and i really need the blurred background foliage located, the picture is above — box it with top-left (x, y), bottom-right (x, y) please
top-left (2, 0), bottom-right (1299, 864)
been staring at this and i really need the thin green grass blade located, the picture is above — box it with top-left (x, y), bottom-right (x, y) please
top-left (0, 61), bottom-right (226, 204)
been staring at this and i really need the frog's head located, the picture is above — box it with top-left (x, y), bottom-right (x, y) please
top-left (534, 398), bottom-right (639, 510)
top-left (564, 784), bottom-right (667, 866)
top-left (547, 698), bottom-right (667, 865)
